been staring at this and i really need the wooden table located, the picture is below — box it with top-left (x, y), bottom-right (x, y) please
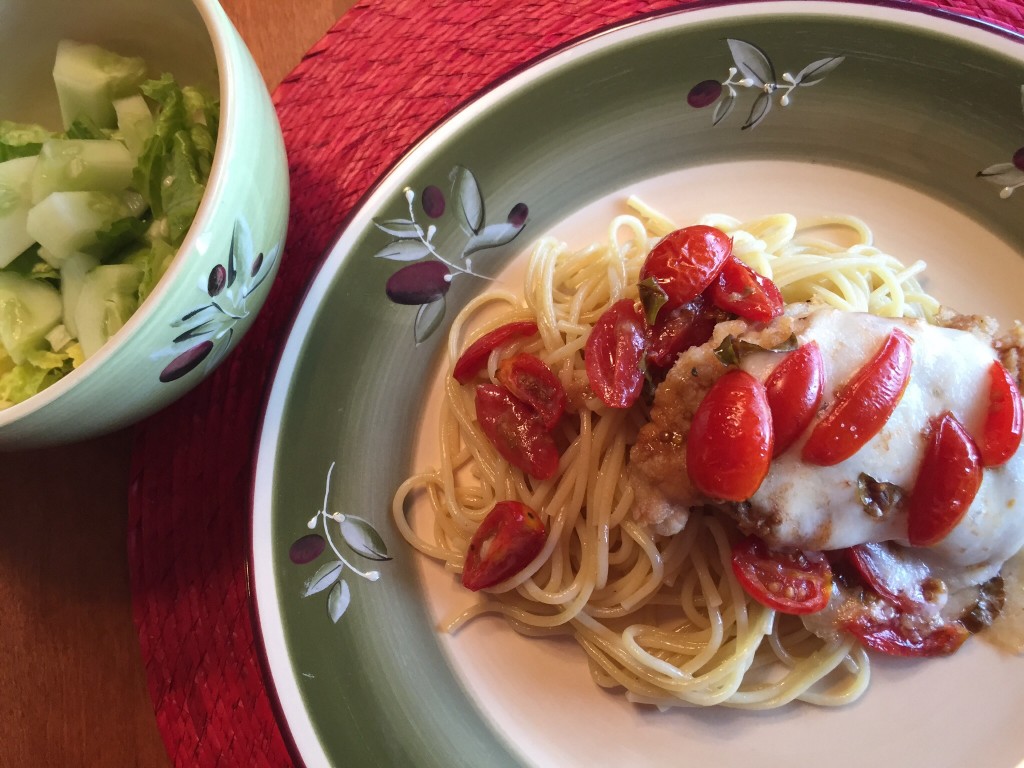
top-left (0, 1), bottom-right (355, 764)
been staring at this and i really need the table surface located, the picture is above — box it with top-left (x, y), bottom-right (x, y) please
top-left (0, 0), bottom-right (355, 764)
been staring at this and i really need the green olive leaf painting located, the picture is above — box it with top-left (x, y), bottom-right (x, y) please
top-left (687, 38), bottom-right (845, 129)
top-left (375, 165), bottom-right (529, 343)
top-left (289, 462), bottom-right (391, 624)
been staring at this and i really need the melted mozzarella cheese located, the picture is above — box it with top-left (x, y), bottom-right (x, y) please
top-left (739, 307), bottom-right (1024, 584)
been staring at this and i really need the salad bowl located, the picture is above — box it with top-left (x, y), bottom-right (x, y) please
top-left (0, 0), bottom-right (287, 448)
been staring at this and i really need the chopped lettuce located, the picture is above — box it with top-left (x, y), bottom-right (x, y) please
top-left (0, 121), bottom-right (53, 162)
top-left (124, 236), bottom-right (176, 302)
top-left (134, 74), bottom-right (217, 244)
top-left (0, 343), bottom-right (77, 406)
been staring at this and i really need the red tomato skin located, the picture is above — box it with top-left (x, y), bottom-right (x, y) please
top-left (686, 369), bottom-right (774, 501)
top-left (585, 299), bottom-right (648, 409)
top-left (475, 384), bottom-right (560, 479)
top-left (639, 225), bottom-right (732, 312)
top-left (453, 321), bottom-right (539, 384)
top-left (980, 360), bottom-right (1024, 467)
top-left (847, 542), bottom-right (936, 612)
top-left (843, 608), bottom-right (968, 658)
top-left (907, 412), bottom-right (983, 547)
top-left (731, 535), bottom-right (832, 615)
top-left (765, 341), bottom-right (825, 457)
top-left (462, 501), bottom-right (547, 591)
top-left (496, 353), bottom-right (567, 430)
top-left (802, 328), bottom-right (913, 466)
top-left (645, 295), bottom-right (721, 372)
top-left (707, 257), bottom-right (785, 323)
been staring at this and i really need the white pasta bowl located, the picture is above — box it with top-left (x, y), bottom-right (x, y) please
top-left (0, 0), bottom-right (287, 447)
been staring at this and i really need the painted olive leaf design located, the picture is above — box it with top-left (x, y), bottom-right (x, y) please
top-left (173, 319), bottom-right (216, 343)
top-left (373, 239), bottom-right (433, 262)
top-left (743, 91), bottom-right (773, 130)
top-left (464, 221), bottom-right (526, 257)
top-left (339, 515), bottom-right (393, 561)
top-left (450, 165), bottom-right (485, 234)
top-left (794, 56), bottom-right (845, 87)
top-left (977, 163), bottom-right (1024, 186)
top-left (327, 580), bottom-right (352, 623)
top-left (303, 560), bottom-right (344, 597)
top-left (727, 39), bottom-right (775, 87)
top-left (374, 218), bottom-right (424, 239)
top-left (712, 88), bottom-right (737, 126)
top-left (415, 296), bottom-right (447, 344)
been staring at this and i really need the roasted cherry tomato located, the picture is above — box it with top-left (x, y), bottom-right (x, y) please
top-left (764, 341), bottom-right (825, 457)
top-left (802, 328), bottom-right (913, 466)
top-left (907, 411), bottom-right (982, 547)
top-left (687, 369), bottom-right (773, 501)
top-left (462, 500), bottom-right (547, 591)
top-left (843, 599), bottom-right (969, 657)
top-left (585, 299), bottom-right (647, 409)
top-left (645, 295), bottom-right (720, 372)
top-left (731, 535), bottom-right (832, 614)
top-left (496, 353), bottom-right (566, 430)
top-left (639, 225), bottom-right (732, 312)
top-left (475, 384), bottom-right (559, 479)
top-left (453, 321), bottom-right (539, 384)
top-left (707, 257), bottom-right (784, 323)
top-left (980, 359), bottom-right (1024, 467)
top-left (847, 542), bottom-right (940, 613)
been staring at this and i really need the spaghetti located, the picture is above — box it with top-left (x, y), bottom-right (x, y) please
top-left (393, 202), bottom-right (940, 709)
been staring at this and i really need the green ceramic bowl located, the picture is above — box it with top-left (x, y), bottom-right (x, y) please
top-left (0, 0), bottom-right (287, 448)
top-left (254, 2), bottom-right (1024, 766)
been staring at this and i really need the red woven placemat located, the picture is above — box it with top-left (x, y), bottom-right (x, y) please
top-left (127, 0), bottom-right (1024, 765)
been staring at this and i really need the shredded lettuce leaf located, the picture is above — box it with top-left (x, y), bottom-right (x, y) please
top-left (134, 74), bottom-right (217, 243)
top-left (0, 343), bottom-right (76, 406)
top-left (0, 120), bottom-right (53, 162)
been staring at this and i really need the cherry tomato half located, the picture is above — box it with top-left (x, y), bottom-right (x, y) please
top-left (687, 369), bottom-right (773, 501)
top-left (847, 542), bottom-right (939, 613)
top-left (843, 600), bottom-right (969, 657)
top-left (907, 411), bottom-right (982, 547)
top-left (645, 295), bottom-right (720, 372)
top-left (764, 341), bottom-right (825, 457)
top-left (707, 257), bottom-right (785, 323)
top-left (462, 500), bottom-right (547, 591)
top-left (802, 328), bottom-right (913, 466)
top-left (639, 225), bottom-right (732, 313)
top-left (496, 353), bottom-right (567, 430)
top-left (585, 299), bottom-right (647, 409)
top-left (980, 359), bottom-right (1023, 467)
top-left (731, 535), bottom-right (832, 614)
top-left (453, 321), bottom-right (538, 384)
top-left (475, 384), bottom-right (559, 479)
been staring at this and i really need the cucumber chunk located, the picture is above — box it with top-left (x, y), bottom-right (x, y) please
top-left (74, 263), bottom-right (142, 359)
top-left (29, 139), bottom-right (134, 203)
top-left (113, 95), bottom-right (154, 159)
top-left (59, 252), bottom-right (99, 338)
top-left (0, 156), bottom-right (37, 268)
top-left (53, 40), bottom-right (147, 129)
top-left (25, 190), bottom-right (136, 265)
top-left (0, 272), bottom-right (63, 364)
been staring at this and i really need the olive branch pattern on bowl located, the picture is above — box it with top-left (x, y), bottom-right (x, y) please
top-left (687, 39), bottom-right (844, 129)
top-left (375, 165), bottom-right (529, 343)
top-left (158, 218), bottom-right (279, 382)
top-left (977, 84), bottom-right (1024, 198)
top-left (290, 462), bottom-right (393, 624)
